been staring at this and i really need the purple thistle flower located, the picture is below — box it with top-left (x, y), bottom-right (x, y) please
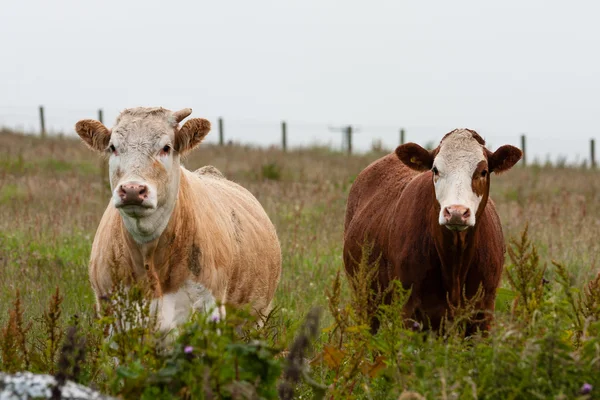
top-left (184, 346), bottom-right (193, 354)
top-left (581, 383), bottom-right (592, 395)
top-left (211, 314), bottom-right (220, 323)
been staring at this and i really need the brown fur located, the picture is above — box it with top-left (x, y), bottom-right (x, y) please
top-left (343, 131), bottom-right (521, 334)
top-left (395, 143), bottom-right (434, 171)
top-left (471, 160), bottom-right (488, 197)
top-left (487, 145), bottom-right (524, 173)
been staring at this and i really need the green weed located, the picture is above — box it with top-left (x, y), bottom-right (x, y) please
top-left (3, 131), bottom-right (600, 399)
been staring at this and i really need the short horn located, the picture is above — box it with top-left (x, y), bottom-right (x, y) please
top-left (172, 108), bottom-right (192, 124)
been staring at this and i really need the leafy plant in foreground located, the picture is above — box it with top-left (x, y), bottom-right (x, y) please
top-left (505, 224), bottom-right (547, 321)
top-left (109, 305), bottom-right (283, 400)
top-left (0, 290), bottom-right (31, 373)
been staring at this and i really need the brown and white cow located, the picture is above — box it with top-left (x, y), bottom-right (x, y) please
top-left (343, 129), bottom-right (522, 333)
top-left (75, 107), bottom-right (281, 333)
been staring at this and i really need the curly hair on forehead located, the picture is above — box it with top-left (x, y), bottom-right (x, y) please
top-left (115, 107), bottom-right (172, 124)
top-left (440, 128), bottom-right (486, 146)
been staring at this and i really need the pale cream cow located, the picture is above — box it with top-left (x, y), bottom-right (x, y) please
top-left (75, 107), bottom-right (281, 332)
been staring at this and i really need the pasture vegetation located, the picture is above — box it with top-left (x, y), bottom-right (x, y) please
top-left (1, 129), bottom-right (600, 399)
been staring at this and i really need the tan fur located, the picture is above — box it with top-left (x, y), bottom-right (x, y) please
top-left (80, 107), bottom-right (281, 324)
top-left (176, 119), bottom-right (211, 154)
top-left (75, 120), bottom-right (111, 152)
top-left (90, 167), bottom-right (281, 315)
top-left (195, 165), bottom-right (225, 178)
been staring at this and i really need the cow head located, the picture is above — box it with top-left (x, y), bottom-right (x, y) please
top-left (75, 107), bottom-right (210, 243)
top-left (395, 129), bottom-right (522, 231)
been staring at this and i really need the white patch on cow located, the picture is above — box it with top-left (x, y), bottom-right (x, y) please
top-left (106, 117), bottom-right (181, 244)
top-left (151, 280), bottom-right (221, 333)
top-left (432, 130), bottom-right (485, 228)
top-left (105, 281), bottom-right (221, 350)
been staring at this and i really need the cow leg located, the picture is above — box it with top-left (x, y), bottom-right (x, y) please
top-left (368, 283), bottom-right (386, 334)
top-left (185, 280), bottom-right (224, 321)
top-left (369, 281), bottom-right (422, 333)
top-left (463, 260), bottom-right (501, 336)
top-left (254, 301), bottom-right (274, 328)
top-left (150, 295), bottom-right (177, 333)
top-left (466, 291), bottom-right (495, 336)
top-left (463, 286), bottom-right (496, 336)
top-left (369, 314), bottom-right (381, 334)
top-left (464, 313), bottom-right (491, 336)
top-left (401, 294), bottom-right (421, 327)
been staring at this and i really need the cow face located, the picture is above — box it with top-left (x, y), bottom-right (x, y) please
top-left (76, 107), bottom-right (210, 242)
top-left (395, 129), bottom-right (522, 231)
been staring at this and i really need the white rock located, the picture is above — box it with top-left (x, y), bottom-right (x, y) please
top-left (0, 372), bottom-right (115, 400)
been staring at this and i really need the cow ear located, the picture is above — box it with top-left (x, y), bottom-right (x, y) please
top-left (395, 143), bottom-right (434, 171)
top-left (175, 118), bottom-right (211, 154)
top-left (488, 145), bottom-right (522, 173)
top-left (75, 120), bottom-right (111, 152)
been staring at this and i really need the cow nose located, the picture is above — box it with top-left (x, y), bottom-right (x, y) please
top-left (118, 183), bottom-right (148, 205)
top-left (443, 205), bottom-right (471, 224)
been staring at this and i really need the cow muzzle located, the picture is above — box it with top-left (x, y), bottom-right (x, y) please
top-left (441, 204), bottom-right (472, 231)
top-left (114, 181), bottom-right (156, 212)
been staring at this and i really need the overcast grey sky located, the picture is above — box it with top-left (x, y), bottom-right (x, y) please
top-left (1, 0), bottom-right (599, 162)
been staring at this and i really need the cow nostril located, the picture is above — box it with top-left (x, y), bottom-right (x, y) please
top-left (463, 208), bottom-right (471, 218)
top-left (138, 186), bottom-right (147, 196)
top-left (443, 207), bottom-right (451, 219)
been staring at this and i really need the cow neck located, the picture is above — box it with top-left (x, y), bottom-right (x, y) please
top-left (430, 204), bottom-right (480, 310)
top-left (121, 169), bottom-right (194, 297)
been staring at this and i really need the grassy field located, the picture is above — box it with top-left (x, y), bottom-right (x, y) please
top-left (2, 129), bottom-right (600, 399)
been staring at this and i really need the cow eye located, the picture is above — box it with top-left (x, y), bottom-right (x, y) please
top-left (108, 144), bottom-right (116, 154)
top-left (481, 170), bottom-right (488, 178)
top-left (432, 166), bottom-right (439, 175)
top-left (161, 145), bottom-right (171, 155)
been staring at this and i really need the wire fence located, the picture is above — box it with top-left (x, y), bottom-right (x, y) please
top-left (0, 105), bottom-right (596, 167)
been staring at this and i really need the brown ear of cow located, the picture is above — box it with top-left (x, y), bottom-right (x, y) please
top-left (488, 145), bottom-right (523, 173)
top-left (395, 143), bottom-right (434, 171)
top-left (75, 120), bottom-right (111, 152)
top-left (175, 118), bottom-right (211, 154)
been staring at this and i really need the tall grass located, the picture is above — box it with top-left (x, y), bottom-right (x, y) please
top-left (2, 131), bottom-right (600, 398)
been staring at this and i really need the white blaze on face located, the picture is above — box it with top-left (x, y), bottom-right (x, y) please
top-left (432, 130), bottom-right (485, 228)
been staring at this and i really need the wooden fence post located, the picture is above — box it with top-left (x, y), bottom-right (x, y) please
top-left (520, 134), bottom-right (526, 166)
top-left (98, 108), bottom-right (107, 187)
top-left (281, 121), bottom-right (287, 152)
top-left (400, 128), bottom-right (405, 145)
top-left (218, 117), bottom-right (224, 146)
top-left (591, 138), bottom-right (596, 169)
top-left (346, 125), bottom-right (353, 154)
top-left (39, 106), bottom-right (46, 138)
